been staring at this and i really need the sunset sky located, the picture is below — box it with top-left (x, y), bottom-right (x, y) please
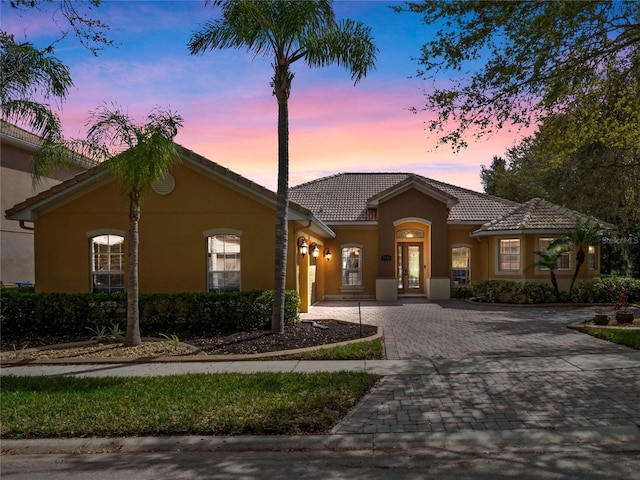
top-left (3, 0), bottom-right (527, 192)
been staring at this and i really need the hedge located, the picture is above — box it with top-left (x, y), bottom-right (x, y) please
top-left (469, 277), bottom-right (640, 304)
top-left (0, 288), bottom-right (300, 338)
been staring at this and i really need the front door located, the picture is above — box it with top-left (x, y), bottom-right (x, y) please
top-left (397, 243), bottom-right (424, 294)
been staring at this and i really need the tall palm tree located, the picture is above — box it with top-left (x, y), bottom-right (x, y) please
top-left (188, 0), bottom-right (377, 333)
top-left (552, 218), bottom-right (607, 297)
top-left (37, 105), bottom-right (183, 346)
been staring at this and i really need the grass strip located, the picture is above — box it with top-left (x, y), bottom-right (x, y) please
top-left (583, 327), bottom-right (640, 350)
top-left (269, 338), bottom-right (385, 360)
top-left (0, 372), bottom-right (379, 439)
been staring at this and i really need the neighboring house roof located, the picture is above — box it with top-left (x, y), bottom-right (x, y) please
top-left (5, 143), bottom-right (335, 239)
top-left (0, 120), bottom-right (95, 169)
top-left (470, 197), bottom-right (614, 237)
top-left (289, 173), bottom-right (518, 224)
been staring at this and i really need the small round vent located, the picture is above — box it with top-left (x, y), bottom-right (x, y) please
top-left (152, 173), bottom-right (175, 195)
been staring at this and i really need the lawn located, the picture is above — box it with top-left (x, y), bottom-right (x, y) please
top-left (582, 327), bottom-right (640, 350)
top-left (0, 372), bottom-right (379, 439)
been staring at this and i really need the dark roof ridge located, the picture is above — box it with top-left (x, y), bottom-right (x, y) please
top-left (290, 172), bottom-right (411, 190)
top-left (414, 173), bottom-right (519, 207)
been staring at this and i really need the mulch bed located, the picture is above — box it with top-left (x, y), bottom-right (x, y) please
top-left (0, 320), bottom-right (378, 356)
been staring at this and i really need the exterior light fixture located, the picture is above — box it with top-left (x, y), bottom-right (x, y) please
top-left (323, 248), bottom-right (332, 261)
top-left (310, 243), bottom-right (320, 258)
top-left (297, 236), bottom-right (308, 257)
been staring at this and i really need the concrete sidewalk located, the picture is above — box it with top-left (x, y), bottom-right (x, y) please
top-left (2, 351), bottom-right (640, 377)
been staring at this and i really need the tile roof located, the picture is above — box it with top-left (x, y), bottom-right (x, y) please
top-left (6, 144), bottom-right (333, 238)
top-left (289, 173), bottom-right (518, 224)
top-left (470, 197), bottom-right (612, 236)
top-left (0, 120), bottom-right (96, 169)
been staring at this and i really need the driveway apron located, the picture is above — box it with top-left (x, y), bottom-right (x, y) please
top-left (301, 299), bottom-right (640, 435)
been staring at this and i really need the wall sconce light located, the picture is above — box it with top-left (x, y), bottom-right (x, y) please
top-left (310, 243), bottom-right (320, 258)
top-left (323, 248), bottom-right (332, 261)
top-left (297, 236), bottom-right (308, 257)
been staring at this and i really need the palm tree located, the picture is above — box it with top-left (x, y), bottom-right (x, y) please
top-left (188, 0), bottom-right (377, 334)
top-left (0, 32), bottom-right (71, 145)
top-left (37, 105), bottom-right (183, 346)
top-left (530, 249), bottom-right (566, 301)
top-left (552, 218), bottom-right (607, 297)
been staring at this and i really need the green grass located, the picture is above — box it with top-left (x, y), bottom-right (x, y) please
top-left (0, 372), bottom-right (379, 439)
top-left (270, 338), bottom-right (385, 360)
top-left (583, 327), bottom-right (640, 350)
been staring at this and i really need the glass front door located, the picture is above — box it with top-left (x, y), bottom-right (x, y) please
top-left (397, 243), bottom-right (423, 294)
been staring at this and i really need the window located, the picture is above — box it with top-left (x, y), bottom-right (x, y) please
top-left (588, 245), bottom-right (597, 271)
top-left (207, 234), bottom-right (241, 291)
top-left (499, 239), bottom-right (521, 271)
top-left (451, 246), bottom-right (471, 285)
top-left (396, 229), bottom-right (424, 239)
top-left (91, 234), bottom-right (125, 293)
top-left (342, 246), bottom-right (362, 288)
top-left (538, 238), bottom-right (571, 270)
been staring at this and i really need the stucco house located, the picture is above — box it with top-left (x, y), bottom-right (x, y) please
top-left (5, 138), bottom-right (606, 312)
top-left (1, 121), bottom-right (93, 286)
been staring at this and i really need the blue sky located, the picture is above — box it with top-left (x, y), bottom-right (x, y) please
top-left (3, 0), bottom-right (525, 192)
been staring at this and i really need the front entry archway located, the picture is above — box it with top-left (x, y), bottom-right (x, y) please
top-left (397, 242), bottom-right (423, 294)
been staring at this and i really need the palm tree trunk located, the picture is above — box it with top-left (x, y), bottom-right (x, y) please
top-left (125, 190), bottom-right (142, 346)
top-left (271, 65), bottom-right (292, 334)
top-left (570, 248), bottom-right (586, 297)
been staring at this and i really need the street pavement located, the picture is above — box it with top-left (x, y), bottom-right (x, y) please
top-left (2, 299), bottom-right (640, 457)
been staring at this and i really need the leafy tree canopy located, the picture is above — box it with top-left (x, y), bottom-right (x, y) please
top-left (397, 0), bottom-right (640, 151)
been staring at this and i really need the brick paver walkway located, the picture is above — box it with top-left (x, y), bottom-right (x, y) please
top-left (302, 299), bottom-right (640, 434)
top-left (302, 299), bottom-right (631, 360)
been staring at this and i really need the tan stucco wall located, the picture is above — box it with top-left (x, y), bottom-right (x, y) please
top-left (321, 225), bottom-right (378, 298)
top-left (377, 188), bottom-right (450, 278)
top-left (34, 163), bottom-right (283, 293)
top-left (1, 142), bottom-right (84, 285)
top-left (485, 234), bottom-right (601, 288)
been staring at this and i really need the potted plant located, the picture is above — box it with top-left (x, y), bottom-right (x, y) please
top-left (593, 309), bottom-right (610, 326)
top-left (614, 290), bottom-right (634, 324)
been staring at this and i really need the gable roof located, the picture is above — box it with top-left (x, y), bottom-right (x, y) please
top-left (470, 197), bottom-right (613, 237)
top-left (289, 173), bottom-right (518, 224)
top-left (5, 143), bottom-right (335, 239)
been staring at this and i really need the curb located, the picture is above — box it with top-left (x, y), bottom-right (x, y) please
top-left (0, 325), bottom-right (383, 366)
top-left (3, 427), bottom-right (640, 455)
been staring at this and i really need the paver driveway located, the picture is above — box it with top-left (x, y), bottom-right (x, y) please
top-left (302, 299), bottom-right (640, 434)
top-left (301, 299), bottom-right (631, 360)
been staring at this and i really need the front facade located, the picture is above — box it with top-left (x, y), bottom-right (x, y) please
top-left (5, 137), bottom-right (608, 312)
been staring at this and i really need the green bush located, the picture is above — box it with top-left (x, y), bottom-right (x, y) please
top-left (471, 280), bottom-right (555, 304)
top-left (0, 287), bottom-right (300, 339)
top-left (471, 280), bottom-right (518, 303)
top-left (571, 276), bottom-right (640, 304)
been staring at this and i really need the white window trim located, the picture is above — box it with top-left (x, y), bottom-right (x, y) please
top-left (497, 238), bottom-right (522, 274)
top-left (206, 230), bottom-right (242, 292)
top-left (451, 244), bottom-right (472, 286)
top-left (341, 244), bottom-right (364, 291)
top-left (536, 237), bottom-right (572, 273)
top-left (88, 230), bottom-right (125, 294)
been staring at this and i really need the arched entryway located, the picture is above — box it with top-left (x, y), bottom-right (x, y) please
top-left (394, 218), bottom-right (431, 297)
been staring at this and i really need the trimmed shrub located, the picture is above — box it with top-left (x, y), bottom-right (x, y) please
top-left (571, 277), bottom-right (640, 304)
top-left (471, 280), bottom-right (555, 304)
top-left (0, 288), bottom-right (301, 339)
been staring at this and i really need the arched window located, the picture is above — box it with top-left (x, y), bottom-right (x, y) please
top-left (90, 234), bottom-right (125, 293)
top-left (207, 234), bottom-right (241, 291)
top-left (451, 246), bottom-right (471, 286)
